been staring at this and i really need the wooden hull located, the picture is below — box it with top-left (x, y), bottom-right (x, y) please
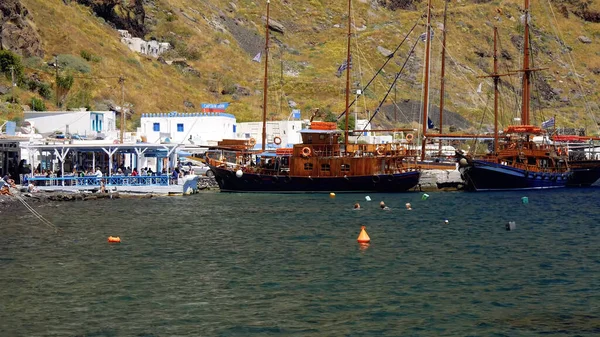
top-left (209, 165), bottom-right (421, 193)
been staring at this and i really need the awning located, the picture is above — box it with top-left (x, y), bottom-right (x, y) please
top-left (257, 152), bottom-right (278, 157)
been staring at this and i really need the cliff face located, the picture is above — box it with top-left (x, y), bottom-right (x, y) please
top-left (0, 0), bottom-right (43, 57)
top-left (75, 0), bottom-right (147, 37)
top-left (4, 0), bottom-right (600, 132)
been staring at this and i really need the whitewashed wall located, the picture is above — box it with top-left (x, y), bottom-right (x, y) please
top-left (236, 120), bottom-right (303, 147)
top-left (24, 110), bottom-right (116, 136)
top-left (139, 112), bottom-right (236, 145)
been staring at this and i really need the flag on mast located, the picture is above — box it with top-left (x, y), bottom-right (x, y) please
top-left (252, 52), bottom-right (262, 63)
top-left (541, 117), bottom-right (555, 129)
top-left (336, 55), bottom-right (352, 77)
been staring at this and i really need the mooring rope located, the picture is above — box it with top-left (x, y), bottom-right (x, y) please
top-left (14, 194), bottom-right (61, 233)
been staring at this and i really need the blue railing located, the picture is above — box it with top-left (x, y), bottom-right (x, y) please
top-left (27, 175), bottom-right (170, 187)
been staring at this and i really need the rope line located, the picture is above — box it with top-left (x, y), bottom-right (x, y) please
top-left (15, 194), bottom-right (60, 233)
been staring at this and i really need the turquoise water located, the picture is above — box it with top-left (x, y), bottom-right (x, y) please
top-left (1, 189), bottom-right (600, 336)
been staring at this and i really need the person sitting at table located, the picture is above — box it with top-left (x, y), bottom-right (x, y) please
top-left (28, 181), bottom-right (39, 193)
top-left (2, 174), bottom-right (16, 188)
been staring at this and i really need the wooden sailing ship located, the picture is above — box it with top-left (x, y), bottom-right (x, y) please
top-left (206, 0), bottom-right (421, 193)
top-left (455, 2), bottom-right (600, 191)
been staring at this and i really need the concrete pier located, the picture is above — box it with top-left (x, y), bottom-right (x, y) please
top-left (418, 169), bottom-right (465, 191)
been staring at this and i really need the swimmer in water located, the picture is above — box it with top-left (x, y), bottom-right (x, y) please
top-left (354, 203), bottom-right (361, 209)
top-left (380, 201), bottom-right (390, 210)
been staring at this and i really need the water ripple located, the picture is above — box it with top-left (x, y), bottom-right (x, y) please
top-left (1, 189), bottom-right (599, 335)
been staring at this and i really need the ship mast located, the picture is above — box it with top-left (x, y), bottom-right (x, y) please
top-left (343, 0), bottom-right (352, 153)
top-left (420, 0), bottom-right (432, 161)
top-left (521, 0), bottom-right (531, 125)
top-left (493, 27), bottom-right (499, 154)
top-left (438, 0), bottom-right (449, 156)
top-left (261, 0), bottom-right (271, 152)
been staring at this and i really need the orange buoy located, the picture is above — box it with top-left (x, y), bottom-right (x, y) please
top-left (107, 236), bottom-right (121, 243)
top-left (357, 226), bottom-right (370, 243)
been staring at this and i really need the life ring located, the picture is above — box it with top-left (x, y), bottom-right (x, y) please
top-left (273, 136), bottom-right (282, 145)
top-left (302, 147), bottom-right (311, 157)
top-left (406, 133), bottom-right (414, 142)
top-left (376, 145), bottom-right (385, 156)
top-left (249, 138), bottom-right (256, 146)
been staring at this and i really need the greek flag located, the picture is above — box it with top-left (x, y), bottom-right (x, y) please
top-left (419, 30), bottom-right (434, 42)
top-left (541, 117), bottom-right (555, 129)
top-left (427, 117), bottom-right (435, 129)
top-left (252, 52), bottom-right (262, 63)
top-left (336, 55), bottom-right (352, 77)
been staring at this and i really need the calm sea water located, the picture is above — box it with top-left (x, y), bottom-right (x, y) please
top-left (1, 189), bottom-right (600, 336)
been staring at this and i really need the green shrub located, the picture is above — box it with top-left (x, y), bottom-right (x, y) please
top-left (126, 58), bottom-right (142, 68)
top-left (57, 54), bottom-right (91, 73)
top-left (80, 50), bottom-right (102, 62)
top-left (31, 97), bottom-right (46, 111)
top-left (26, 79), bottom-right (39, 91)
top-left (23, 56), bottom-right (43, 68)
top-left (38, 82), bottom-right (52, 100)
top-left (0, 50), bottom-right (24, 82)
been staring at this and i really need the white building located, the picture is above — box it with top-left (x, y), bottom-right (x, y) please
top-left (138, 112), bottom-right (237, 145)
top-left (236, 120), bottom-right (304, 148)
top-left (24, 109), bottom-right (116, 138)
top-left (118, 29), bottom-right (170, 58)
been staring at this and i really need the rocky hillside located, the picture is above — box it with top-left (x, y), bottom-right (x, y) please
top-left (1, 0), bottom-right (599, 134)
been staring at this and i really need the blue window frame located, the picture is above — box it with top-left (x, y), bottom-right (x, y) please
top-left (177, 123), bottom-right (184, 132)
top-left (153, 123), bottom-right (160, 132)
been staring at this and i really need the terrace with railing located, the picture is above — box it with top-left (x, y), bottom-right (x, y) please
top-left (27, 175), bottom-right (170, 187)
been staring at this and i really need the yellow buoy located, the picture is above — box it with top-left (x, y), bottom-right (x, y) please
top-left (107, 236), bottom-right (121, 243)
top-left (357, 226), bottom-right (370, 243)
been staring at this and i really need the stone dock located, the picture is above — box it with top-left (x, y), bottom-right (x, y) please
top-left (417, 169), bottom-right (465, 191)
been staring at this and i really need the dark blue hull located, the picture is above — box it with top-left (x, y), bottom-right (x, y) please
top-left (210, 166), bottom-right (421, 193)
top-left (566, 161), bottom-right (600, 187)
top-left (460, 160), bottom-right (569, 191)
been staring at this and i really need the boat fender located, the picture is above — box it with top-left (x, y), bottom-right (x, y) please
top-left (387, 174), bottom-right (394, 182)
top-left (272, 176), bottom-right (279, 182)
top-left (506, 221), bottom-right (517, 231)
top-left (236, 170), bottom-right (243, 178)
top-left (344, 175), bottom-right (349, 181)
top-left (372, 175), bottom-right (380, 183)
top-left (273, 136), bottom-right (282, 145)
top-left (302, 147), bottom-right (312, 157)
top-left (284, 175), bottom-right (292, 183)
top-left (524, 171), bottom-right (529, 178)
